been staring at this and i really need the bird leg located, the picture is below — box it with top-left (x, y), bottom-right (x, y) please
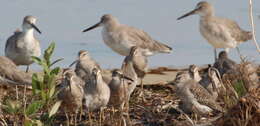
top-left (26, 65), bottom-right (30, 73)
top-left (65, 111), bottom-right (70, 125)
top-left (140, 79), bottom-right (147, 102)
top-left (87, 110), bottom-right (93, 126)
top-left (236, 47), bottom-right (244, 61)
top-left (79, 106), bottom-right (83, 121)
top-left (214, 48), bottom-right (217, 62)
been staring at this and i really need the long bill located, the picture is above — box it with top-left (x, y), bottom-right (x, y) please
top-left (31, 23), bottom-right (42, 34)
top-left (69, 60), bottom-right (78, 67)
top-left (120, 74), bottom-right (134, 82)
top-left (82, 22), bottom-right (101, 32)
top-left (177, 8), bottom-right (198, 20)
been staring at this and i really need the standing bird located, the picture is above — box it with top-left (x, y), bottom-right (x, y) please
top-left (126, 46), bottom-right (148, 95)
top-left (213, 51), bottom-right (237, 76)
top-left (57, 68), bottom-right (84, 123)
top-left (82, 14), bottom-right (172, 56)
top-left (108, 69), bottom-right (133, 110)
top-left (5, 15), bottom-right (42, 72)
top-left (70, 50), bottom-right (101, 82)
top-left (84, 68), bottom-right (110, 111)
top-left (177, 1), bottom-right (252, 61)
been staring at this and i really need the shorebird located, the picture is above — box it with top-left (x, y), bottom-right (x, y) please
top-left (126, 46), bottom-right (148, 95)
top-left (5, 15), bottom-right (42, 72)
top-left (82, 14), bottom-right (172, 56)
top-left (176, 79), bottom-right (224, 115)
top-left (177, 1), bottom-right (252, 61)
top-left (121, 48), bottom-right (139, 98)
top-left (108, 69), bottom-right (133, 110)
top-left (174, 65), bottom-right (202, 84)
top-left (57, 68), bottom-right (84, 122)
top-left (213, 51), bottom-right (237, 76)
top-left (84, 68), bottom-right (110, 111)
top-left (69, 50), bottom-right (101, 82)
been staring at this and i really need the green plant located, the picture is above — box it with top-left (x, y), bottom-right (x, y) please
top-left (22, 42), bottom-right (63, 125)
top-left (233, 80), bottom-right (247, 97)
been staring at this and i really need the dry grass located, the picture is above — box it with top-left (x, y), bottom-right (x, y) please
top-left (0, 61), bottom-right (259, 126)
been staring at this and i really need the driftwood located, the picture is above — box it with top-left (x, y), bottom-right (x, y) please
top-left (0, 56), bottom-right (32, 86)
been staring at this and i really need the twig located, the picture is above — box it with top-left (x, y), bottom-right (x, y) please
top-left (248, 0), bottom-right (260, 53)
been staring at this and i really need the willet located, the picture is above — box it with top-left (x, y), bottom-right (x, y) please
top-left (177, 1), bottom-right (252, 60)
top-left (70, 50), bottom-right (101, 82)
top-left (176, 79), bottom-right (224, 115)
top-left (108, 69), bottom-right (133, 110)
top-left (82, 14), bottom-right (172, 56)
top-left (57, 68), bottom-right (84, 123)
top-left (84, 68), bottom-right (110, 111)
top-left (5, 15), bottom-right (42, 72)
top-left (213, 51), bottom-right (237, 76)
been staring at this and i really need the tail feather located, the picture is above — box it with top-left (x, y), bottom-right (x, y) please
top-left (154, 40), bottom-right (173, 53)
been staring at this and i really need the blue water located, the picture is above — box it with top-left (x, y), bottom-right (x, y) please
top-left (0, 0), bottom-right (259, 70)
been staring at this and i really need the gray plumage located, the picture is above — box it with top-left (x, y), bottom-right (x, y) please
top-left (0, 56), bottom-right (31, 85)
top-left (108, 69), bottom-right (133, 109)
top-left (121, 48), bottom-right (139, 97)
top-left (83, 14), bottom-right (172, 56)
top-left (213, 51), bottom-right (237, 76)
top-left (57, 69), bottom-right (84, 114)
top-left (174, 65), bottom-right (202, 84)
top-left (84, 68), bottom-right (110, 111)
top-left (5, 16), bottom-right (41, 67)
top-left (176, 79), bottom-right (223, 115)
top-left (73, 50), bottom-right (101, 82)
top-left (178, 1), bottom-right (252, 59)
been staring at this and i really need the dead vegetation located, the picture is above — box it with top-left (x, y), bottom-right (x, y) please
top-left (0, 57), bottom-right (259, 125)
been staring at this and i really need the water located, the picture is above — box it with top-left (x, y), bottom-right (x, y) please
top-left (0, 0), bottom-right (259, 70)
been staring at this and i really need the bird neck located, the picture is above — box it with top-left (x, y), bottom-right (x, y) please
top-left (199, 10), bottom-right (214, 20)
top-left (22, 28), bottom-right (35, 40)
top-left (104, 20), bottom-right (120, 31)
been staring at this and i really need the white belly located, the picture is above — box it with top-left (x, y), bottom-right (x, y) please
top-left (6, 37), bottom-right (41, 65)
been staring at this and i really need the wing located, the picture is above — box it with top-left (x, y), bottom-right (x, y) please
top-left (133, 55), bottom-right (148, 78)
top-left (189, 81), bottom-right (223, 111)
top-left (221, 18), bottom-right (252, 42)
top-left (123, 25), bottom-right (172, 53)
top-left (5, 31), bottom-right (22, 53)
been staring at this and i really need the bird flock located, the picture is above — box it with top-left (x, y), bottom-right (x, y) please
top-left (2, 1), bottom-right (254, 118)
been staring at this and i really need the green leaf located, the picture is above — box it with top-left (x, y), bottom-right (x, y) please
top-left (31, 56), bottom-right (42, 66)
top-left (48, 85), bottom-right (56, 98)
top-left (48, 101), bottom-right (62, 117)
top-left (50, 58), bottom-right (64, 67)
top-left (32, 74), bottom-right (42, 94)
top-left (50, 67), bottom-right (60, 75)
top-left (234, 80), bottom-right (247, 97)
top-left (25, 100), bottom-right (43, 116)
top-left (44, 42), bottom-right (55, 66)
